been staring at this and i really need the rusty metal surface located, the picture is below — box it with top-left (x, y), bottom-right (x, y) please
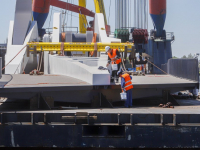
top-left (0, 124), bottom-right (200, 147)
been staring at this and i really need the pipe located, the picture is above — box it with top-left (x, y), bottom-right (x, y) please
top-left (137, 0), bottom-right (139, 28)
top-left (0, 57), bottom-right (2, 79)
top-left (115, 0), bottom-right (117, 29)
top-left (134, 0), bottom-right (136, 27)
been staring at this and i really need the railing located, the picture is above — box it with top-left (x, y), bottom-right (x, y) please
top-left (149, 32), bottom-right (175, 41)
top-left (0, 47), bottom-right (6, 50)
top-left (1, 112), bottom-right (200, 126)
top-left (166, 32), bottom-right (175, 40)
top-left (45, 27), bottom-right (79, 34)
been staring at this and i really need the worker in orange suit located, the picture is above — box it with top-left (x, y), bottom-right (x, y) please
top-left (117, 69), bottom-right (133, 108)
top-left (105, 46), bottom-right (122, 82)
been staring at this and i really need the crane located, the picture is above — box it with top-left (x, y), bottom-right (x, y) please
top-left (32, 0), bottom-right (94, 36)
top-left (32, 0), bottom-right (110, 36)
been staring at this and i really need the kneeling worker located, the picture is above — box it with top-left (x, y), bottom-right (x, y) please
top-left (117, 70), bottom-right (133, 108)
top-left (105, 46), bottom-right (121, 82)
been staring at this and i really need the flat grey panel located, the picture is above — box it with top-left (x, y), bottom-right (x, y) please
top-left (72, 33), bottom-right (86, 42)
top-left (65, 31), bottom-right (73, 56)
top-left (162, 59), bottom-right (199, 83)
top-left (13, 0), bottom-right (32, 45)
top-left (86, 31), bottom-right (93, 42)
top-left (65, 31), bottom-right (73, 42)
top-left (96, 34), bottom-right (99, 42)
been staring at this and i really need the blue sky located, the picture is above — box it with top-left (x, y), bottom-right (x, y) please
top-left (0, 0), bottom-right (200, 58)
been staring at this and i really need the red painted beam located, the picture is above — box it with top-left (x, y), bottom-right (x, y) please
top-left (50, 0), bottom-right (95, 17)
top-left (32, 0), bottom-right (51, 13)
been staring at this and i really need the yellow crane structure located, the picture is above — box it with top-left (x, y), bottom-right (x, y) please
top-left (78, 0), bottom-right (108, 33)
top-left (93, 0), bottom-right (107, 25)
top-left (79, 0), bottom-right (87, 33)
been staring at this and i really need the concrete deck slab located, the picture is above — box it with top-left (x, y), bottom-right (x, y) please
top-left (3, 74), bottom-right (89, 88)
top-left (0, 74), bottom-right (198, 102)
top-left (0, 74), bottom-right (197, 89)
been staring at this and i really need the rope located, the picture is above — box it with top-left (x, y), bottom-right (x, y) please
top-left (65, 0), bottom-right (69, 28)
top-left (139, 54), bottom-right (168, 75)
top-left (37, 51), bottom-right (43, 71)
top-left (22, 57), bottom-right (25, 73)
top-left (118, 47), bottom-right (168, 75)
top-left (70, 0), bottom-right (73, 31)
top-left (48, 8), bottom-right (53, 31)
top-left (38, 51), bottom-right (44, 71)
top-left (121, 56), bottom-right (127, 72)
top-left (118, 48), bottom-right (127, 72)
top-left (48, 0), bottom-right (53, 33)
top-left (2, 45), bottom-right (27, 71)
top-left (62, 9), bottom-right (66, 33)
top-left (37, 55), bottom-right (39, 71)
top-left (51, 8), bottom-right (79, 19)
top-left (108, 0), bottom-right (111, 25)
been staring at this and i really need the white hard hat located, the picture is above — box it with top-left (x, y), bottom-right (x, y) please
top-left (105, 46), bottom-right (110, 53)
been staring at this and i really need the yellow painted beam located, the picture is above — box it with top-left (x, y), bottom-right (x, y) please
top-left (27, 42), bottom-right (134, 52)
top-left (99, 0), bottom-right (107, 25)
top-left (94, 0), bottom-right (101, 13)
top-left (94, 0), bottom-right (107, 25)
top-left (79, 0), bottom-right (87, 33)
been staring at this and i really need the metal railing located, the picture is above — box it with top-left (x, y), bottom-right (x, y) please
top-left (0, 47), bottom-right (6, 50)
top-left (0, 44), bottom-right (7, 50)
top-left (0, 46), bottom-right (6, 49)
top-left (45, 27), bottom-right (79, 34)
top-left (149, 32), bottom-right (175, 41)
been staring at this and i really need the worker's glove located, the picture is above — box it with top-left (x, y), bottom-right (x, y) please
top-left (123, 89), bottom-right (126, 92)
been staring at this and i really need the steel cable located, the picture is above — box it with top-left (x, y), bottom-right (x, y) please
top-left (108, 0), bottom-right (111, 25)
top-left (118, 47), bottom-right (168, 75)
top-left (139, 54), bottom-right (168, 75)
top-left (48, 0), bottom-right (53, 32)
top-left (2, 45), bottom-right (27, 71)
top-left (38, 51), bottom-right (44, 71)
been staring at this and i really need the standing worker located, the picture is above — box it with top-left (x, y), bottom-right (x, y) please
top-left (117, 69), bottom-right (133, 108)
top-left (105, 46), bottom-right (122, 82)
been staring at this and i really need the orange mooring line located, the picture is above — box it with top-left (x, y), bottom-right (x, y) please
top-left (2, 45), bottom-right (27, 71)
top-left (90, 33), bottom-right (97, 57)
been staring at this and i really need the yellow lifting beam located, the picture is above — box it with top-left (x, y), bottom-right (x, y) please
top-left (27, 42), bottom-right (134, 52)
top-left (79, 0), bottom-right (87, 33)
